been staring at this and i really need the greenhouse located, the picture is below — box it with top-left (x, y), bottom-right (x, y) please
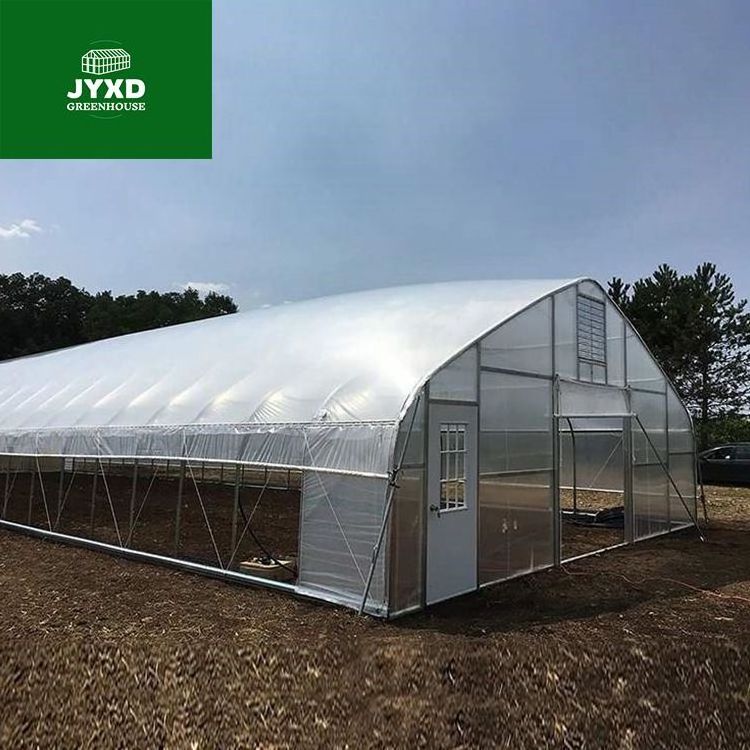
top-left (81, 48), bottom-right (131, 75)
top-left (0, 279), bottom-right (698, 617)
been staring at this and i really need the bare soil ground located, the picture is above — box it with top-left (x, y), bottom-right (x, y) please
top-left (561, 488), bottom-right (625, 558)
top-left (1, 487), bottom-right (750, 748)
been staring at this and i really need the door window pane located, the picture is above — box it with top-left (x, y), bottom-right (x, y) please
top-left (439, 423), bottom-right (467, 511)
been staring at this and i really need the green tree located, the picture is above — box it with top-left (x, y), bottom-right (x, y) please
top-left (609, 263), bottom-right (750, 448)
top-left (0, 273), bottom-right (238, 361)
top-left (0, 272), bottom-right (90, 358)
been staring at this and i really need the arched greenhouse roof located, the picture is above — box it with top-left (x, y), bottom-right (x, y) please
top-left (0, 279), bottom-right (580, 431)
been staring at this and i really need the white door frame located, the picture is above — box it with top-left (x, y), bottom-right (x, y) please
top-left (425, 402), bottom-right (478, 605)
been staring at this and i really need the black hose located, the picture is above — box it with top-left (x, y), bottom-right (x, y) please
top-left (237, 493), bottom-right (297, 574)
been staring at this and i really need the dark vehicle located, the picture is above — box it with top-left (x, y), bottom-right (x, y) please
top-left (699, 443), bottom-right (750, 486)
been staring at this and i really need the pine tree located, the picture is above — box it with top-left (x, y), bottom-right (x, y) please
top-left (609, 263), bottom-right (750, 447)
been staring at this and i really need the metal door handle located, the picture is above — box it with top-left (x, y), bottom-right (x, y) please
top-left (429, 504), bottom-right (441, 517)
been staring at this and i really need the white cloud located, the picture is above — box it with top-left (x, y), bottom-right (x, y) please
top-left (178, 281), bottom-right (231, 295)
top-left (0, 218), bottom-right (43, 240)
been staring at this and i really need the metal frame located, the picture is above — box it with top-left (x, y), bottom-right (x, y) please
top-left (421, 383), bottom-right (430, 610)
top-left (551, 296), bottom-right (561, 567)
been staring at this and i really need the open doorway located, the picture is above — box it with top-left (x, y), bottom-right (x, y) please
top-left (559, 417), bottom-right (626, 560)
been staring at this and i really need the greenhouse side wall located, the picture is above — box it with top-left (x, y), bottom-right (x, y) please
top-left (478, 297), bottom-right (555, 585)
top-left (626, 324), bottom-right (696, 538)
top-left (297, 472), bottom-right (389, 615)
top-left (667, 386), bottom-right (697, 527)
top-left (388, 395), bottom-right (425, 616)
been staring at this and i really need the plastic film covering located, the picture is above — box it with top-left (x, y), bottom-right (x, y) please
top-left (429, 347), bottom-right (478, 402)
top-left (0, 421), bottom-right (398, 477)
top-left (631, 390), bottom-right (667, 463)
top-left (664, 383), bottom-right (696, 527)
top-left (558, 380), bottom-right (629, 417)
top-left (633, 461), bottom-right (669, 538)
top-left (388, 466), bottom-right (424, 614)
top-left (626, 326), bottom-right (666, 392)
top-left (297, 472), bottom-right (388, 614)
top-left (395, 395), bottom-right (425, 466)
top-left (606, 301), bottom-right (626, 386)
top-left (478, 370), bottom-right (553, 585)
top-left (667, 386), bottom-right (693, 454)
top-left (0, 281), bottom-right (574, 433)
top-left (389, 394), bottom-right (425, 614)
top-left (629, 383), bottom-right (670, 538)
top-left (668, 452), bottom-right (696, 528)
top-left (480, 297), bottom-right (552, 375)
top-left (553, 287), bottom-right (577, 380)
top-left (577, 280), bottom-right (605, 300)
top-left (633, 419), bottom-right (670, 539)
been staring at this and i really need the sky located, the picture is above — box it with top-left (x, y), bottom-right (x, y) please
top-left (1, 0), bottom-right (749, 309)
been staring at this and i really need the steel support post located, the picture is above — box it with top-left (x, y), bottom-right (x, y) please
top-left (664, 389), bottom-right (671, 529)
top-left (128, 460), bottom-right (139, 546)
top-left (230, 463), bottom-right (241, 563)
top-left (359, 392), bottom-right (422, 615)
top-left (2, 458), bottom-right (10, 519)
top-left (174, 460), bottom-right (185, 554)
top-left (56, 462), bottom-right (65, 528)
top-left (623, 415), bottom-right (634, 543)
top-left (27, 469), bottom-right (35, 526)
top-left (552, 378), bottom-right (562, 567)
top-left (89, 468), bottom-right (98, 537)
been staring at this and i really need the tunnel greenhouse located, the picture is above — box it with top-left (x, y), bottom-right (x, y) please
top-left (0, 279), bottom-right (698, 616)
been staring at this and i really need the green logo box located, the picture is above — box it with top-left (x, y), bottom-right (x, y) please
top-left (0, 0), bottom-right (212, 158)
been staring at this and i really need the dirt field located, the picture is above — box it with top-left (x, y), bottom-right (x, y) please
top-left (560, 488), bottom-right (625, 558)
top-left (1, 486), bottom-right (749, 748)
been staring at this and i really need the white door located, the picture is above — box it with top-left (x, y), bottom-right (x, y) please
top-left (426, 403), bottom-right (478, 605)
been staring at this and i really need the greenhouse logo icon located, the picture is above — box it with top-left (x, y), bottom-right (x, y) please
top-left (81, 48), bottom-right (131, 75)
top-left (0, 0), bottom-right (211, 158)
top-left (66, 46), bottom-right (146, 115)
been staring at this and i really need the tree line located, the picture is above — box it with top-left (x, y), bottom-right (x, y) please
top-left (0, 272), bottom-right (237, 361)
top-left (609, 263), bottom-right (750, 449)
